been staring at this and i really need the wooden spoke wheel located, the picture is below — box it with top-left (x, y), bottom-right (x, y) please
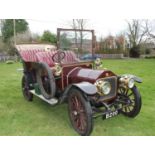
top-left (68, 88), bottom-right (93, 136)
top-left (118, 86), bottom-right (142, 118)
top-left (22, 75), bottom-right (33, 101)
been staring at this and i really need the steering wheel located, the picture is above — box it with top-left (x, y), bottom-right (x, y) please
top-left (52, 50), bottom-right (66, 63)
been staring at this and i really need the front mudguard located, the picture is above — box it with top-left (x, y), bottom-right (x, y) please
top-left (73, 82), bottom-right (97, 95)
top-left (59, 82), bottom-right (97, 104)
top-left (120, 74), bottom-right (142, 83)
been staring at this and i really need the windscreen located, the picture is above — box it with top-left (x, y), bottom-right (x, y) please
top-left (58, 30), bottom-right (93, 58)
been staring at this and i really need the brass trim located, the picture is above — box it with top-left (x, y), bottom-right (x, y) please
top-left (62, 61), bottom-right (93, 68)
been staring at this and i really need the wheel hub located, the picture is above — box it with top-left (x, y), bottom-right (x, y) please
top-left (73, 111), bottom-right (78, 116)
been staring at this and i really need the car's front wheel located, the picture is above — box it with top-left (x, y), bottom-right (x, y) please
top-left (68, 88), bottom-right (93, 136)
top-left (118, 86), bottom-right (142, 118)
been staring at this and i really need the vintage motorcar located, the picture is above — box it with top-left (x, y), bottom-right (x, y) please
top-left (15, 29), bottom-right (142, 136)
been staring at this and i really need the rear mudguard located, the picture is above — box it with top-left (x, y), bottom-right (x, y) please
top-left (59, 82), bottom-right (97, 104)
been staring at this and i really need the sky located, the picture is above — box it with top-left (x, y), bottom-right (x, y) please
top-left (27, 19), bottom-right (128, 39)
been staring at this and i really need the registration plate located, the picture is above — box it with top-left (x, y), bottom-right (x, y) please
top-left (106, 110), bottom-right (118, 119)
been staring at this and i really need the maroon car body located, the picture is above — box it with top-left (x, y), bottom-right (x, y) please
top-left (56, 62), bottom-right (115, 90)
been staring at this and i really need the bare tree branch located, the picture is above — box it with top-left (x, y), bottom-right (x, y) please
top-left (126, 19), bottom-right (148, 47)
top-left (71, 19), bottom-right (88, 52)
top-left (146, 20), bottom-right (155, 39)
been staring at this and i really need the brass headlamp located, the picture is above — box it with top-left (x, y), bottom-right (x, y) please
top-left (119, 75), bottom-right (135, 89)
top-left (95, 79), bottom-right (111, 95)
top-left (94, 58), bottom-right (102, 69)
top-left (54, 63), bottom-right (62, 76)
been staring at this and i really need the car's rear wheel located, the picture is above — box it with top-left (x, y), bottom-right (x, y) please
top-left (22, 75), bottom-right (33, 101)
top-left (68, 88), bottom-right (93, 136)
top-left (118, 86), bottom-right (142, 117)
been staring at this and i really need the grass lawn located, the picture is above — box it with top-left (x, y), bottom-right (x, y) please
top-left (0, 59), bottom-right (155, 136)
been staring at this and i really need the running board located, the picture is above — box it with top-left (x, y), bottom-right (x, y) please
top-left (30, 90), bottom-right (58, 106)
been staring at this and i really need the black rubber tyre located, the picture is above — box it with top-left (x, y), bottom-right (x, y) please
top-left (119, 86), bottom-right (142, 118)
top-left (22, 75), bottom-right (33, 101)
top-left (36, 62), bottom-right (56, 99)
top-left (68, 88), bottom-right (93, 136)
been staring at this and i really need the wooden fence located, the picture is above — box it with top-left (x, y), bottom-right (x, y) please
top-left (0, 55), bottom-right (18, 62)
top-left (78, 53), bottom-right (124, 59)
top-left (98, 54), bottom-right (124, 59)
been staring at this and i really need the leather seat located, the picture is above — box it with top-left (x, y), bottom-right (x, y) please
top-left (20, 49), bottom-right (44, 62)
top-left (62, 51), bottom-right (79, 63)
top-left (36, 51), bottom-right (57, 67)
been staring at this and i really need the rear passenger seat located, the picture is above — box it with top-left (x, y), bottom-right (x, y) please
top-left (36, 51), bottom-right (57, 67)
top-left (20, 49), bottom-right (44, 62)
top-left (16, 44), bottom-right (56, 63)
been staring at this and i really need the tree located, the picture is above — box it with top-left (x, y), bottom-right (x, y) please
top-left (31, 33), bottom-right (41, 43)
top-left (126, 20), bottom-right (148, 57)
top-left (115, 34), bottom-right (126, 51)
top-left (1, 19), bottom-right (28, 43)
top-left (71, 19), bottom-right (88, 52)
top-left (72, 19), bottom-right (78, 48)
top-left (97, 34), bottom-right (127, 54)
top-left (127, 20), bottom-right (148, 47)
top-left (99, 35), bottom-right (116, 52)
top-left (41, 30), bottom-right (57, 44)
top-left (14, 30), bottom-right (32, 43)
top-left (146, 20), bottom-right (155, 39)
top-left (60, 33), bottom-right (71, 50)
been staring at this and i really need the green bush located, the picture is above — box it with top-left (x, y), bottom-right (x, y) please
top-left (6, 60), bottom-right (14, 64)
top-left (145, 48), bottom-right (152, 55)
top-left (145, 56), bottom-right (155, 59)
top-left (41, 30), bottom-right (57, 44)
top-left (96, 49), bottom-right (126, 54)
top-left (129, 46), bottom-right (141, 58)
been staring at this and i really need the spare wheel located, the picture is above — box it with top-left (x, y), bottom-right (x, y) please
top-left (36, 62), bottom-right (56, 99)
